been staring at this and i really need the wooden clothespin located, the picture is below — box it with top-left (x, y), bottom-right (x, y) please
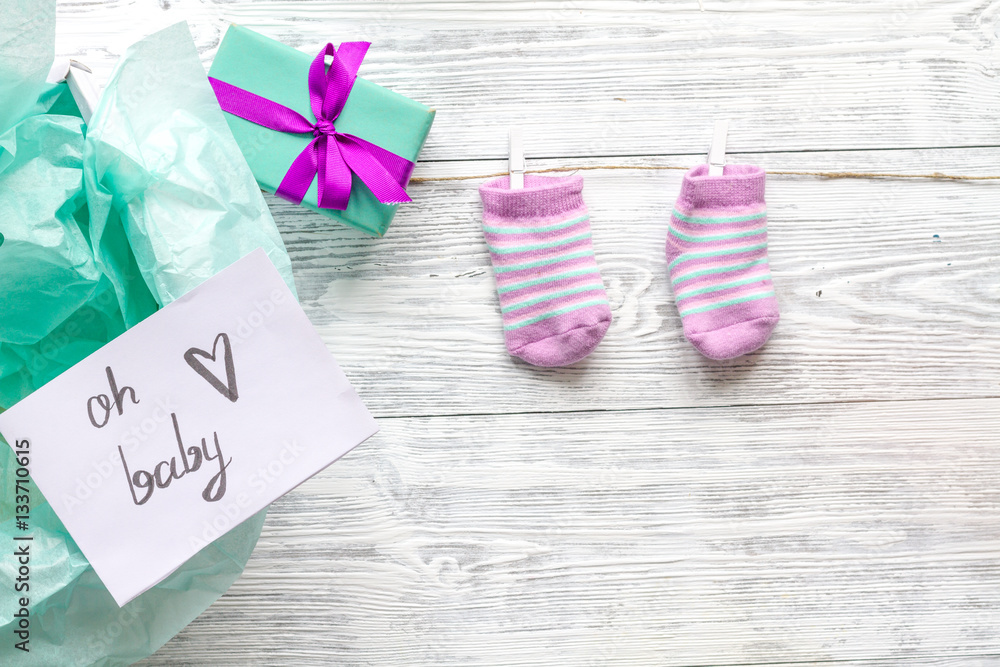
top-left (708, 119), bottom-right (729, 176)
top-left (47, 58), bottom-right (100, 125)
top-left (508, 127), bottom-right (525, 190)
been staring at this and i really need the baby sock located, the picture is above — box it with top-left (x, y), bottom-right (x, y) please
top-left (666, 164), bottom-right (779, 360)
top-left (479, 174), bottom-right (612, 367)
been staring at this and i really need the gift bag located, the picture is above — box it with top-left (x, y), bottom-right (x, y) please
top-left (0, 4), bottom-right (293, 664)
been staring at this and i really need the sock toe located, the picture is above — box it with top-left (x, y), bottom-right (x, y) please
top-left (512, 319), bottom-right (610, 367)
top-left (686, 315), bottom-right (778, 360)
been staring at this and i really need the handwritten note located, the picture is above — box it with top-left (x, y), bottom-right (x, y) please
top-left (0, 249), bottom-right (379, 606)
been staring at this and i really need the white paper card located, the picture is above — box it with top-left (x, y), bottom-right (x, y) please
top-left (0, 249), bottom-right (378, 606)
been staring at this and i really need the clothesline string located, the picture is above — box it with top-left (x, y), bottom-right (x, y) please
top-left (409, 164), bottom-right (1000, 183)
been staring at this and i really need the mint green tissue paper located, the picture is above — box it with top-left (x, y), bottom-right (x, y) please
top-left (0, 1), bottom-right (63, 137)
top-left (1, 11), bottom-right (293, 665)
top-left (85, 22), bottom-right (295, 317)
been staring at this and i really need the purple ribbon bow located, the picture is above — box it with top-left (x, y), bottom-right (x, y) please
top-left (209, 42), bottom-right (414, 211)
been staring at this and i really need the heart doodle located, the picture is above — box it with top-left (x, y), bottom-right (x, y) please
top-left (184, 333), bottom-right (239, 403)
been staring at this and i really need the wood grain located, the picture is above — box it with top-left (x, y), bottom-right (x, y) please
top-left (54, 0), bottom-right (1000, 160)
top-left (278, 148), bottom-right (1000, 418)
top-left (139, 398), bottom-right (1000, 665)
top-left (50, 0), bottom-right (1000, 664)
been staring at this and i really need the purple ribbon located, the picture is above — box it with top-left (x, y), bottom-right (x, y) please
top-left (209, 42), bottom-right (414, 211)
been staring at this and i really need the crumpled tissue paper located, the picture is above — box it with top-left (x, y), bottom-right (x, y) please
top-left (0, 5), bottom-right (294, 664)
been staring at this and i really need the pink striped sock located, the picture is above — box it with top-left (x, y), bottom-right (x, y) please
top-left (667, 164), bottom-right (780, 360)
top-left (479, 174), bottom-right (612, 367)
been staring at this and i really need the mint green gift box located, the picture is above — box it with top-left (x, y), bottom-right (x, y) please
top-left (208, 25), bottom-right (435, 237)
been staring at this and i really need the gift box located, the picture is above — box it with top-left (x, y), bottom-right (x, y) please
top-left (208, 25), bottom-right (435, 237)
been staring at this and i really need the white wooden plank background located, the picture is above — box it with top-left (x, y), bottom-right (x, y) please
top-left (50, 0), bottom-right (1000, 665)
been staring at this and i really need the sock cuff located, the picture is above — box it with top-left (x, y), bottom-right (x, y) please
top-left (676, 164), bottom-right (766, 211)
top-left (479, 174), bottom-right (586, 222)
